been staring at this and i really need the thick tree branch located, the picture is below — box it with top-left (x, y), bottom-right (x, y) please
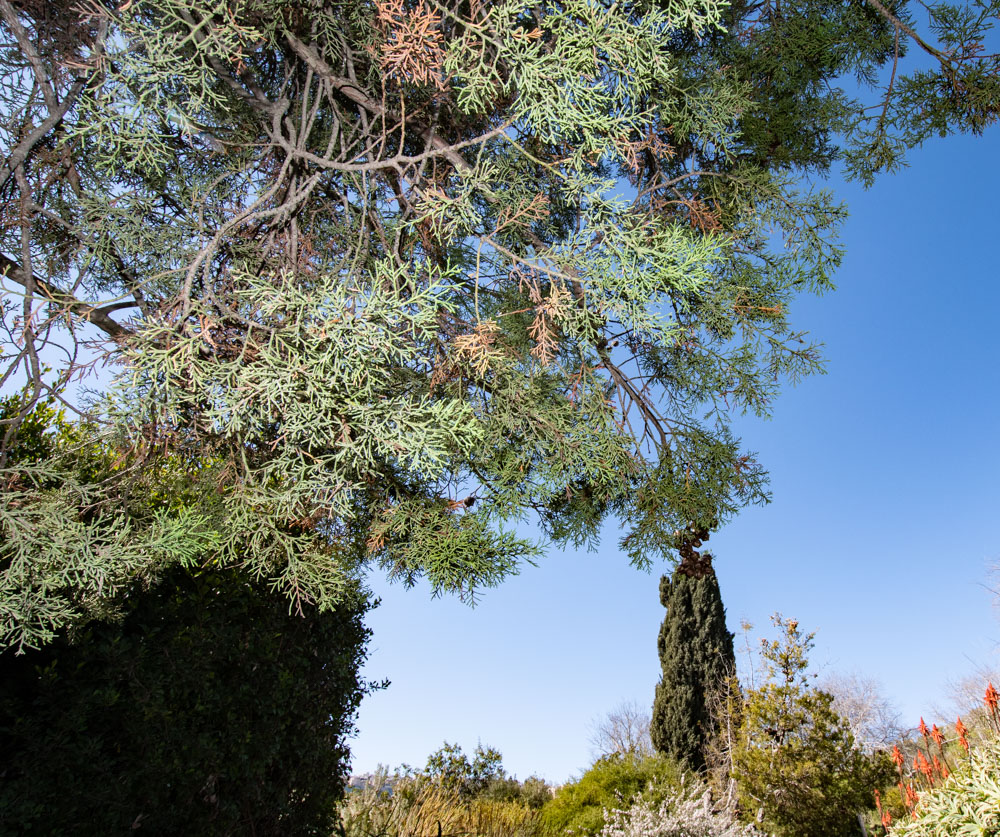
top-left (283, 32), bottom-right (483, 177)
top-left (0, 253), bottom-right (130, 339)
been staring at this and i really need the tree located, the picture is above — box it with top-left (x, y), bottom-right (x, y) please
top-left (651, 532), bottom-right (735, 771)
top-left (845, 0), bottom-right (1000, 186)
top-left (423, 741), bottom-right (507, 799)
top-left (819, 671), bottom-right (906, 753)
top-left (589, 699), bottom-right (654, 760)
top-left (1, 0), bottom-right (996, 648)
top-left (0, 565), bottom-right (376, 836)
top-left (0, 390), bottom-right (228, 651)
top-left (732, 615), bottom-right (894, 837)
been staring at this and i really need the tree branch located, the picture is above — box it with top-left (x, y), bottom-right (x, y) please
top-left (0, 253), bottom-right (130, 339)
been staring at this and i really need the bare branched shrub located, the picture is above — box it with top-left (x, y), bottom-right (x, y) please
top-left (589, 699), bottom-right (654, 760)
top-left (819, 671), bottom-right (905, 753)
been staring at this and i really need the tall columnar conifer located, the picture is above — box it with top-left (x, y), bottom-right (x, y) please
top-left (650, 531), bottom-right (735, 771)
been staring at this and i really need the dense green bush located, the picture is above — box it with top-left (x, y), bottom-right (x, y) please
top-left (0, 567), bottom-right (375, 836)
top-left (539, 753), bottom-right (682, 836)
top-left (424, 741), bottom-right (506, 797)
top-left (476, 775), bottom-right (551, 809)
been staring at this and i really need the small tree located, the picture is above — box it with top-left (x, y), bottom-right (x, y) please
top-left (819, 671), bottom-right (905, 753)
top-left (590, 699), bottom-right (654, 760)
top-left (424, 742), bottom-right (506, 798)
top-left (732, 615), bottom-right (893, 837)
top-left (651, 533), bottom-right (735, 771)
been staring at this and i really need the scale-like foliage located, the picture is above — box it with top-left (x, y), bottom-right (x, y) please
top-left (1, 0), bottom-right (994, 647)
top-left (650, 559), bottom-right (735, 771)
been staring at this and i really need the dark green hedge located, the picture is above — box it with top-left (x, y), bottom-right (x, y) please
top-left (0, 567), bottom-right (375, 836)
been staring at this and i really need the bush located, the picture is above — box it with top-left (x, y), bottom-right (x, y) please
top-left (540, 754), bottom-right (682, 836)
top-left (0, 567), bottom-right (375, 836)
top-left (600, 780), bottom-right (765, 837)
top-left (878, 683), bottom-right (1000, 835)
top-left (424, 741), bottom-right (506, 798)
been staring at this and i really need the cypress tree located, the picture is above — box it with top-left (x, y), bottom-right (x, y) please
top-left (650, 529), bottom-right (735, 771)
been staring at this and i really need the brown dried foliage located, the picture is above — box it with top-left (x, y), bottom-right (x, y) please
top-left (451, 318), bottom-right (501, 377)
top-left (372, 0), bottom-right (448, 91)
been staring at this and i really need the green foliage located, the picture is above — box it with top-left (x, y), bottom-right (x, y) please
top-left (424, 741), bottom-right (507, 798)
top-left (883, 691), bottom-right (1000, 836)
top-left (0, 0), bottom-right (866, 646)
top-left (0, 395), bottom-right (227, 651)
top-left (540, 753), bottom-right (682, 837)
top-left (651, 560), bottom-right (736, 771)
top-left (845, 1), bottom-right (1000, 186)
top-left (0, 566), bottom-right (376, 836)
top-left (732, 615), bottom-right (895, 837)
top-left (406, 741), bottom-right (551, 811)
top-left (886, 739), bottom-right (1000, 836)
top-left (2, 0), bottom-right (997, 647)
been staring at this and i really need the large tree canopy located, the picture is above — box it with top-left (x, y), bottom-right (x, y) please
top-left (1, 0), bottom-right (997, 649)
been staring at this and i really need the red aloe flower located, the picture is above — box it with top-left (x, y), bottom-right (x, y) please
top-left (985, 682), bottom-right (999, 712)
top-left (892, 744), bottom-right (904, 767)
top-left (905, 783), bottom-right (920, 808)
top-left (874, 789), bottom-right (890, 829)
top-left (917, 751), bottom-right (933, 781)
top-left (956, 716), bottom-right (969, 752)
top-left (918, 717), bottom-right (930, 738)
top-left (930, 723), bottom-right (944, 746)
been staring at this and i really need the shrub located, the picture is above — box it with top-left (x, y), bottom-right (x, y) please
top-left (878, 682), bottom-right (1000, 836)
top-left (424, 741), bottom-right (507, 798)
top-left (886, 737), bottom-right (1000, 836)
top-left (601, 781), bottom-right (765, 837)
top-left (732, 616), bottom-right (893, 837)
top-left (0, 567), bottom-right (374, 836)
top-left (539, 754), bottom-right (682, 836)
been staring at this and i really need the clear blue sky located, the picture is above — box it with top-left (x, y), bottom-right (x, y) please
top-left (348, 125), bottom-right (1000, 784)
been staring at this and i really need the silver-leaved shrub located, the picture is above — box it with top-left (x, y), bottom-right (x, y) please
top-left (601, 786), bottom-right (765, 837)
